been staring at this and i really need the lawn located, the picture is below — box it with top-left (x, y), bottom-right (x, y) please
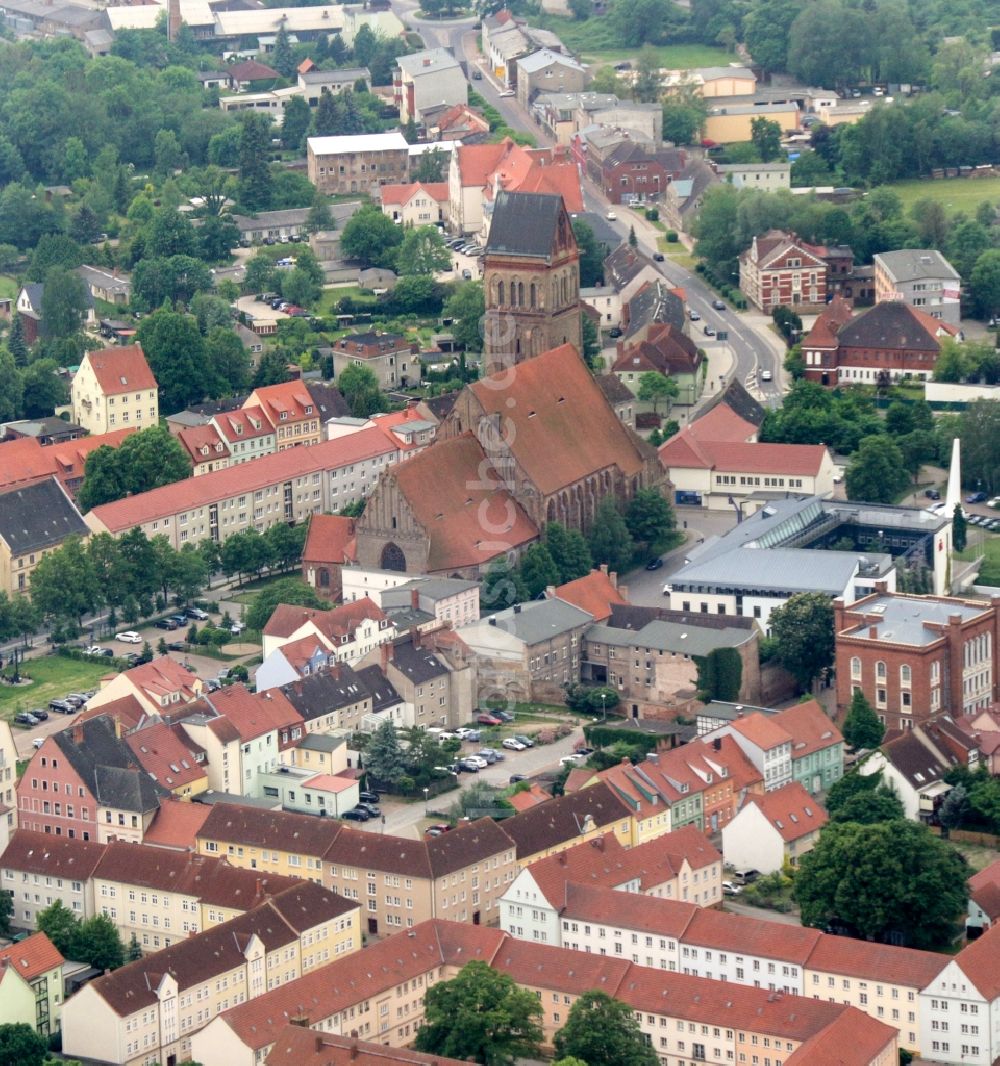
top-left (315, 285), bottom-right (377, 317)
top-left (889, 176), bottom-right (1000, 217)
top-left (957, 531), bottom-right (1000, 586)
top-left (0, 655), bottom-right (115, 720)
top-left (0, 275), bottom-right (17, 300)
top-left (533, 17), bottom-right (730, 68)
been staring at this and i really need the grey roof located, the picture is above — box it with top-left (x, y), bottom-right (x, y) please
top-left (0, 479), bottom-right (88, 555)
top-left (534, 91), bottom-right (618, 112)
top-left (381, 606), bottom-right (435, 632)
top-left (396, 48), bottom-right (460, 76)
top-left (625, 280), bottom-right (686, 337)
top-left (53, 717), bottom-right (165, 815)
top-left (305, 381), bottom-right (351, 421)
top-left (20, 283), bottom-right (43, 311)
top-left (486, 191), bottom-right (566, 260)
top-left (300, 66), bottom-right (370, 85)
top-left (670, 546), bottom-right (861, 596)
top-left (297, 733), bottom-right (346, 752)
top-left (585, 616), bottom-right (752, 656)
top-left (708, 101), bottom-right (798, 116)
top-left (279, 664), bottom-right (376, 721)
top-left (874, 249), bottom-right (960, 284)
top-left (842, 593), bottom-right (991, 647)
top-left (697, 65), bottom-right (755, 81)
top-left (390, 637), bottom-right (449, 684)
top-left (699, 700), bottom-right (778, 723)
top-left (517, 48), bottom-right (584, 75)
top-left (230, 209), bottom-right (309, 232)
top-left (166, 410), bottom-right (211, 428)
top-left (384, 576), bottom-right (478, 604)
top-left (837, 301), bottom-right (943, 352)
top-left (354, 665), bottom-right (401, 712)
top-left (716, 162), bottom-right (791, 174)
top-left (2, 416), bottom-right (85, 440)
top-left (880, 730), bottom-right (948, 790)
top-left (695, 379), bottom-right (766, 428)
top-left (603, 243), bottom-right (656, 289)
top-left (486, 599), bottom-right (593, 645)
top-left (596, 374), bottom-right (634, 406)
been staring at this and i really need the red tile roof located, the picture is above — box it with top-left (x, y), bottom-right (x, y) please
top-left (469, 344), bottom-right (647, 497)
top-left (775, 700), bottom-right (843, 760)
top-left (388, 434), bottom-right (539, 571)
top-left (956, 920), bottom-right (1000, 999)
top-left (197, 803), bottom-right (338, 859)
top-left (803, 933), bottom-right (947, 987)
top-left (142, 798), bottom-right (212, 850)
top-left (125, 721), bottom-right (207, 792)
top-left (784, 1008), bottom-right (897, 1066)
top-left (379, 181), bottom-right (449, 205)
top-left (48, 428), bottom-right (138, 486)
top-left (660, 434), bottom-right (829, 476)
top-left (264, 1027), bottom-right (471, 1066)
top-left (552, 568), bottom-right (627, 623)
top-left (802, 295), bottom-right (854, 348)
top-left (274, 634), bottom-right (334, 673)
top-left (563, 882), bottom-right (697, 938)
top-left (697, 734), bottom-right (764, 794)
top-left (247, 380), bottom-right (317, 425)
top-left (83, 343), bottom-right (156, 395)
top-left (213, 406), bottom-right (275, 444)
top-left (198, 685), bottom-right (303, 744)
top-left (0, 830), bottom-right (107, 879)
top-left (121, 656), bottom-right (203, 705)
top-left (178, 422), bottom-right (231, 465)
top-left (302, 514), bottom-right (356, 566)
top-left (508, 783), bottom-right (551, 811)
top-left (685, 904), bottom-right (822, 962)
top-left (456, 138), bottom-right (583, 212)
top-left (302, 773), bottom-right (357, 794)
top-left (688, 402), bottom-right (757, 443)
top-left (730, 712), bottom-right (792, 751)
top-left (263, 597), bottom-right (386, 643)
top-left (77, 693), bottom-right (150, 731)
top-left (0, 932), bottom-right (64, 980)
top-left (0, 437), bottom-right (61, 489)
top-left (88, 430), bottom-right (397, 531)
top-left (746, 781), bottom-right (828, 843)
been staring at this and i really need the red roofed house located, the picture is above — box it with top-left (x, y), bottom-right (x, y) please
top-left (378, 181), bottom-right (449, 227)
top-left (177, 422), bottom-right (231, 476)
top-left (227, 58), bottom-right (279, 91)
top-left (0, 932), bottom-right (65, 1037)
top-left (70, 343), bottom-right (158, 436)
top-left (721, 780), bottom-right (828, 873)
top-left (0, 428), bottom-right (139, 497)
top-left (301, 514), bottom-right (356, 600)
top-left (86, 656), bottom-right (204, 717)
top-left (265, 1027), bottom-right (472, 1066)
top-left (658, 399), bottom-right (837, 510)
top-left (739, 230), bottom-right (829, 312)
top-left (210, 405), bottom-right (276, 465)
top-left (428, 101), bottom-right (490, 141)
top-left (261, 597), bottom-right (394, 663)
top-left (612, 321), bottom-right (705, 405)
top-left (967, 858), bottom-right (1000, 937)
top-left (142, 796), bottom-right (212, 851)
top-left (244, 380), bottom-right (322, 450)
top-left (548, 564), bottom-right (627, 623)
top-left (124, 721), bottom-right (208, 798)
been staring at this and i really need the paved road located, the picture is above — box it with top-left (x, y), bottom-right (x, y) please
top-left (724, 899), bottom-right (804, 926)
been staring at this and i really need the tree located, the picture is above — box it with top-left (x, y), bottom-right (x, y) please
top-left (28, 234), bottom-right (84, 283)
top-left (414, 960), bottom-right (543, 1065)
top-left (661, 97), bottom-right (706, 145)
top-left (625, 487), bottom-right (677, 557)
top-left (794, 820), bottom-right (969, 950)
top-left (786, 0), bottom-right (869, 88)
top-left (237, 112), bottom-right (273, 212)
top-left (79, 426), bottom-right (192, 511)
top-left (553, 990), bottom-right (659, 1066)
top-left (0, 347), bottom-right (23, 423)
top-left (633, 46), bottom-right (663, 103)
top-left (340, 204), bottom-right (403, 268)
top-left (845, 436), bottom-right (909, 504)
top-left (768, 592), bottom-right (835, 691)
top-left (412, 148), bottom-right (448, 183)
top-left (253, 349), bottom-right (292, 388)
top-left (337, 363), bottom-right (382, 418)
top-left (279, 95), bottom-right (311, 153)
top-left (572, 220), bottom-right (604, 287)
top-left (365, 718), bottom-right (407, 785)
top-left (305, 190), bottom-right (333, 234)
top-left (29, 536), bottom-right (99, 625)
top-left (953, 504), bottom-right (967, 553)
top-left (628, 225), bottom-right (637, 248)
top-left (36, 900), bottom-right (79, 957)
top-left (581, 314), bottom-right (600, 370)
top-left (637, 371), bottom-right (678, 415)
top-left (969, 249), bottom-right (1000, 319)
top-left (588, 496), bottom-right (634, 574)
top-left (750, 117), bottom-right (782, 162)
top-left (154, 129), bottom-right (187, 178)
top-left (608, 0), bottom-right (681, 47)
top-left (281, 266), bottom-right (320, 308)
top-left (938, 783), bottom-right (969, 837)
top-left (21, 360), bottom-right (68, 419)
top-left (544, 522), bottom-right (592, 584)
top-left (148, 207), bottom-right (198, 259)
top-left (517, 543), bottom-right (561, 599)
top-left (7, 314), bottom-right (29, 367)
top-left (0, 1024), bottom-right (47, 1066)
top-left (396, 225), bottom-right (451, 276)
top-left (443, 282), bottom-right (485, 352)
top-left (841, 690), bottom-right (884, 750)
top-left (244, 576), bottom-right (323, 629)
top-left (0, 889), bottom-right (12, 936)
top-left (480, 558), bottom-right (527, 611)
top-left (743, 0), bottom-right (799, 72)
top-left (204, 328), bottom-right (250, 396)
top-left (829, 786), bottom-right (904, 826)
top-left (74, 913), bottom-right (126, 972)
top-left (272, 25), bottom-right (296, 78)
top-left (40, 266), bottom-right (89, 341)
top-left (136, 311), bottom-right (208, 413)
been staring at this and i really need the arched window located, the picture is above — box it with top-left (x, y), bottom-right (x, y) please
top-left (497, 280), bottom-right (504, 306)
top-left (900, 664), bottom-right (911, 686)
top-left (517, 281), bottom-right (524, 307)
top-left (850, 656), bottom-right (861, 680)
top-left (317, 568), bottom-right (330, 589)
top-left (530, 282), bottom-right (536, 309)
top-left (380, 543), bottom-right (406, 572)
top-left (876, 660), bottom-right (886, 680)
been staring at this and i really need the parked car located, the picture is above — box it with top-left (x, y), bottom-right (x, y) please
top-left (155, 618), bottom-right (179, 630)
top-left (499, 89), bottom-right (515, 97)
top-left (688, 309), bottom-right (700, 321)
top-left (472, 69), bottom-right (482, 79)
top-left (606, 210), bottom-right (617, 221)
top-left (509, 773), bottom-right (527, 784)
top-left (607, 326), bottom-right (623, 338)
top-left (454, 727), bottom-right (477, 740)
top-left (204, 678), bottom-right (221, 692)
top-left (169, 614), bottom-right (187, 626)
top-left (14, 712), bottom-right (39, 727)
top-left (703, 325), bottom-right (716, 337)
top-left (924, 488), bottom-right (941, 500)
top-left (356, 802), bottom-right (381, 818)
top-left (479, 748), bottom-right (505, 762)
top-left (461, 268), bottom-right (473, 280)
top-left (477, 712), bottom-right (502, 726)
top-left (503, 737), bottom-right (528, 751)
top-left (732, 868), bottom-right (760, 885)
top-left (967, 492), bottom-right (988, 503)
top-left (115, 631), bottom-right (141, 643)
top-left (32, 738), bottom-right (44, 749)
top-left (560, 751), bottom-right (587, 765)
top-left (166, 641), bottom-right (186, 652)
top-left (493, 709), bottom-right (514, 722)
top-left (84, 645), bottom-right (113, 657)
top-left (653, 252), bottom-right (665, 262)
top-left (712, 299), bottom-right (726, 310)
top-left (513, 734), bottom-right (534, 748)
top-left (463, 754), bottom-right (489, 770)
top-left (185, 606), bottom-right (209, 620)
top-left (359, 790), bottom-right (381, 804)
top-left (231, 621), bottom-right (245, 635)
top-left (64, 694), bottom-right (88, 707)
top-left (48, 700), bottom-right (75, 715)
top-left (645, 557), bottom-right (664, 571)
top-left (722, 881), bottom-right (742, 896)
top-left (29, 708), bottom-right (48, 721)
top-left (341, 807), bottom-right (370, 822)
top-left (459, 758), bottom-right (482, 772)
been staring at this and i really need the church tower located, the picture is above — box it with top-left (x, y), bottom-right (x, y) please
top-left (482, 190), bottom-right (581, 368)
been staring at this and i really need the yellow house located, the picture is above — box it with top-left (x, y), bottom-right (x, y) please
top-left (0, 932), bottom-right (65, 1038)
top-left (62, 881), bottom-right (361, 1066)
top-left (704, 102), bottom-right (800, 144)
top-left (70, 343), bottom-right (158, 436)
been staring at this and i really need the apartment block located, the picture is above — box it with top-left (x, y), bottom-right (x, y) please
top-left (307, 132), bottom-right (410, 196)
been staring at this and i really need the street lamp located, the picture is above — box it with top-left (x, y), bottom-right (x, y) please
top-left (600, 692), bottom-right (607, 722)
top-left (423, 787), bottom-right (429, 815)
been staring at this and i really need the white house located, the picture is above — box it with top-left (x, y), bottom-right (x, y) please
top-left (720, 781), bottom-right (827, 874)
top-left (702, 712), bottom-right (792, 791)
top-left (858, 730), bottom-right (952, 822)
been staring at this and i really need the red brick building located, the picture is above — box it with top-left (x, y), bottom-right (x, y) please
top-left (835, 587), bottom-right (1000, 731)
top-left (739, 230), bottom-right (828, 312)
top-left (597, 142), bottom-right (686, 206)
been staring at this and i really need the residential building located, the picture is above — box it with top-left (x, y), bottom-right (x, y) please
top-left (86, 656), bottom-right (204, 718)
top-left (266, 1028), bottom-right (470, 1066)
top-left (85, 430), bottom-right (399, 548)
top-left (38, 427), bottom-right (137, 499)
top-left (0, 477), bottom-right (88, 594)
top-left (967, 859), bottom-right (1000, 937)
top-left (307, 132), bottom-right (410, 196)
top-left (515, 49), bottom-right (586, 108)
top-left (2, 416), bottom-right (85, 446)
top-left (859, 729), bottom-right (953, 823)
top-left (210, 405), bottom-right (277, 465)
top-left (0, 831), bottom-right (106, 926)
top-left (0, 720), bottom-right (17, 852)
top-left (331, 331), bottom-right (419, 390)
top-left (61, 881), bottom-right (361, 1066)
top-left (17, 717), bottom-right (164, 844)
top-left (245, 380), bottom-right (323, 450)
top-left (394, 48), bottom-right (467, 123)
top-left (663, 158), bottom-right (718, 233)
top-left (261, 597), bottom-right (394, 661)
top-left (0, 932), bottom-right (65, 1037)
top-left (835, 589), bottom-right (1000, 728)
top-left (372, 630), bottom-right (473, 730)
top-left (482, 190), bottom-right (582, 363)
top-left (874, 249), bottom-right (961, 327)
top-left (255, 634), bottom-right (339, 691)
top-left (771, 699), bottom-right (845, 794)
top-left (704, 99), bottom-right (800, 144)
top-left (739, 230), bottom-right (828, 312)
top-left (595, 141), bottom-right (685, 205)
top-left (424, 102), bottom-right (490, 141)
top-left (703, 710), bottom-right (793, 792)
top-left (622, 278), bottom-right (688, 340)
top-left (802, 298), bottom-right (959, 386)
top-left (378, 181), bottom-right (449, 226)
top-left (298, 66), bottom-right (371, 104)
top-left (611, 322), bottom-right (704, 405)
top-left (70, 343), bottom-right (158, 435)
top-left (176, 422), bottom-right (230, 476)
top-left (278, 661), bottom-right (403, 736)
top-left (124, 721), bottom-right (209, 799)
top-left (380, 576), bottom-right (480, 628)
top-left (550, 566), bottom-right (628, 623)
top-left (231, 208), bottom-right (310, 244)
top-left (715, 161), bottom-right (791, 190)
top-left (721, 780), bottom-right (828, 873)
top-left (77, 263), bottom-right (131, 305)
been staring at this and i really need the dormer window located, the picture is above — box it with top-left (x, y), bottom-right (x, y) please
top-left (305, 405), bottom-right (313, 414)
top-left (281, 412), bottom-right (288, 420)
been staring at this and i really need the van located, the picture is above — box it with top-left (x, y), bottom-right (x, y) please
top-left (733, 869), bottom-right (760, 885)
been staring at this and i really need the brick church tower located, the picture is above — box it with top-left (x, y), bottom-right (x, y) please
top-left (482, 190), bottom-right (582, 367)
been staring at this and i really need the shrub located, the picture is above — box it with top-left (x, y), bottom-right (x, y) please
top-left (665, 230), bottom-right (679, 242)
top-left (645, 207), bottom-right (660, 221)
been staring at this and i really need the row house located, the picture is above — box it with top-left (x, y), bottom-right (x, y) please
top-left (263, 1028), bottom-right (471, 1066)
top-left (176, 422), bottom-right (231, 476)
top-left (0, 831), bottom-right (106, 927)
top-left (277, 662), bottom-right (404, 737)
top-left (261, 597), bottom-right (394, 663)
top-left (0, 720), bottom-right (16, 852)
top-left (0, 428), bottom-right (137, 499)
top-left (245, 380), bottom-right (324, 450)
top-left (0, 932), bottom-right (65, 1039)
top-left (721, 780), bottom-right (828, 874)
top-left (84, 429), bottom-right (400, 549)
top-left (61, 881), bottom-right (361, 1066)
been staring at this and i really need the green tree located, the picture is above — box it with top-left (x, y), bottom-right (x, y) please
top-left (637, 372), bottom-right (678, 414)
top-left (30, 537), bottom-right (99, 625)
top-left (588, 496), bottom-right (634, 574)
top-left (0, 889), bottom-right (12, 936)
top-left (553, 990), bottom-right (658, 1066)
top-left (517, 543), bottom-right (561, 599)
top-left (204, 327), bottom-right (250, 396)
top-left (28, 233), bottom-right (84, 283)
top-left (750, 117), bottom-right (783, 162)
top-left (633, 46), bottom-right (663, 103)
top-left (480, 558), bottom-right (527, 611)
top-left (36, 900), bottom-right (79, 957)
top-left (73, 913), bottom-right (126, 972)
top-left (0, 1024), bottom-right (47, 1066)
top-left (281, 96), bottom-right (311, 153)
top-left (938, 783), bottom-right (969, 837)
top-left (953, 504), bottom-right (967, 554)
top-left (253, 349), bottom-right (291, 388)
top-left (625, 487), bottom-right (677, 557)
top-left (153, 129), bottom-right (187, 178)
top-left (572, 220), bottom-right (604, 288)
top-left (824, 768), bottom-right (879, 818)
top-left (7, 314), bottom-right (29, 367)
top-left (136, 310), bottom-right (208, 413)
top-left (412, 148), bottom-right (448, 183)
top-left (0, 347), bottom-right (23, 422)
top-left (272, 25), bottom-right (296, 78)
top-left (743, 0), bottom-right (799, 72)
top-left (148, 207), bottom-right (198, 259)
top-left (244, 576), bottom-right (324, 629)
top-left (21, 359), bottom-right (68, 419)
top-left (340, 204), bottom-right (403, 268)
top-left (661, 96), bottom-right (706, 145)
top-left (933, 338), bottom-right (968, 383)
top-left (281, 266), bottom-right (320, 308)
top-left (581, 315), bottom-right (600, 370)
top-left (845, 436), bottom-right (909, 504)
top-left (841, 690), bottom-right (884, 750)
top-left (79, 426), bottom-right (192, 511)
top-left (628, 225), bottom-right (637, 248)
top-left (768, 591), bottom-right (835, 691)
top-left (40, 266), bottom-right (89, 342)
top-left (794, 820), bottom-right (969, 950)
top-left (337, 363), bottom-right (382, 418)
top-left (237, 112), bottom-right (273, 212)
top-left (443, 281), bottom-right (485, 352)
top-left (969, 249), bottom-right (1000, 320)
top-left (829, 787), bottom-right (905, 825)
top-left (305, 190), bottom-right (333, 234)
top-left (396, 225), bottom-right (452, 275)
top-left (786, 0), bottom-right (869, 88)
top-left (544, 522), bottom-right (593, 584)
top-left (365, 718), bottom-right (407, 785)
top-left (414, 959), bottom-right (543, 1066)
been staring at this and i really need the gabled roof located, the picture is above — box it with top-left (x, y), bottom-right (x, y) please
top-left (47, 427), bottom-right (137, 486)
top-left (685, 904), bottom-right (822, 962)
top-left (499, 782), bottom-right (630, 859)
top-left (0, 477), bottom-right (88, 555)
top-left (198, 804), bottom-right (338, 858)
top-left (0, 830), bottom-right (106, 880)
top-left (802, 294), bottom-right (854, 348)
top-left (78, 693), bottom-right (149, 732)
top-left (729, 711), bottom-right (792, 751)
top-left (836, 300), bottom-right (952, 352)
top-left (301, 513), bottom-right (356, 566)
top-left (689, 401), bottom-right (757, 443)
top-left (784, 1009), bottom-right (897, 1066)
top-left (195, 685), bottom-right (303, 744)
top-left (745, 781), bottom-right (827, 843)
top-left (378, 181), bottom-right (449, 206)
top-left (125, 721), bottom-right (206, 791)
top-left (516, 47), bottom-right (584, 75)
top-left (0, 932), bottom-right (64, 981)
top-left (956, 921), bottom-right (1000, 1000)
top-left (212, 406), bottom-right (275, 444)
top-left (880, 730), bottom-right (948, 790)
top-left (803, 932), bottom-right (947, 987)
top-left (695, 378), bottom-right (765, 428)
top-left (874, 248), bottom-right (960, 284)
top-left (774, 700), bottom-right (843, 760)
top-left (969, 859), bottom-right (1000, 921)
top-left (614, 323), bottom-right (700, 377)
top-left (486, 190), bottom-right (569, 260)
top-left (142, 797), bottom-right (212, 851)
top-left (228, 59), bottom-right (279, 81)
top-left (178, 422), bottom-right (230, 464)
top-left (562, 882), bottom-right (696, 938)
top-left (125, 655), bottom-right (203, 705)
top-left (0, 437), bottom-right (63, 490)
top-left (603, 243), bottom-right (656, 289)
top-left (279, 662), bottom-right (380, 721)
top-left (552, 568), bottom-right (627, 623)
top-left (624, 280), bottom-right (686, 337)
top-left (82, 343), bottom-right (156, 395)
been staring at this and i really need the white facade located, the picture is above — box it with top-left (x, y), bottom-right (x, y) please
top-left (720, 803), bottom-right (787, 875)
top-left (679, 939), bottom-right (805, 995)
top-left (919, 960), bottom-right (996, 1066)
top-left (581, 287), bottom-right (622, 328)
top-left (858, 750), bottom-right (950, 822)
top-left (702, 724), bottom-right (792, 791)
top-left (499, 870), bottom-right (565, 946)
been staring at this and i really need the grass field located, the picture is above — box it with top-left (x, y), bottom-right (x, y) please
top-left (889, 177), bottom-right (1000, 216)
top-left (0, 275), bottom-right (17, 300)
top-left (0, 655), bottom-right (114, 719)
top-left (315, 285), bottom-right (376, 317)
top-left (533, 15), bottom-right (729, 68)
top-left (957, 532), bottom-right (1000, 586)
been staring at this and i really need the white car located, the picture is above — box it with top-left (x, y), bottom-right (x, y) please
top-left (499, 89), bottom-right (515, 98)
top-left (560, 751), bottom-right (588, 766)
top-left (722, 881), bottom-right (742, 896)
top-left (230, 621), bottom-right (245, 634)
top-left (502, 738), bottom-right (527, 751)
top-left (115, 631), bottom-right (142, 644)
top-left (606, 210), bottom-right (617, 221)
top-left (463, 754), bottom-right (488, 769)
top-left (760, 369), bottom-right (773, 382)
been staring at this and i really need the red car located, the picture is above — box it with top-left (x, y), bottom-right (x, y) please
top-left (476, 712), bottom-right (502, 726)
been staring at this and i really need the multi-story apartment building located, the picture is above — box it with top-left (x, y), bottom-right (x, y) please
top-left (244, 380), bottom-right (323, 450)
top-left (70, 344), bottom-right (158, 436)
top-left (394, 48), bottom-right (466, 123)
top-left (0, 720), bottom-right (17, 852)
top-left (330, 331), bottom-right (420, 391)
top-left (0, 478), bottom-right (89, 595)
top-left (874, 249), bottom-right (961, 327)
top-left (86, 657), bottom-right (204, 718)
top-left (0, 831), bottom-right (106, 927)
top-left (210, 406), bottom-right (276, 465)
top-left (61, 881), bottom-right (361, 1066)
top-left (261, 597), bottom-right (394, 661)
top-left (84, 430), bottom-right (400, 549)
top-left (307, 132), bottom-right (410, 196)
top-left (835, 588), bottom-right (1000, 729)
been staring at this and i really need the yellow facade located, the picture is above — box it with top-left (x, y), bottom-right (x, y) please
top-left (197, 833), bottom-right (328, 884)
top-left (803, 967), bottom-right (922, 1053)
top-left (704, 107), bottom-right (799, 144)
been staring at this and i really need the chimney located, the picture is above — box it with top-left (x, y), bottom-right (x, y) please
top-left (558, 851), bottom-right (567, 865)
top-left (350, 1036), bottom-right (359, 1059)
top-left (618, 583), bottom-right (628, 601)
top-left (422, 56), bottom-right (432, 66)
top-left (513, 604), bottom-right (522, 614)
top-left (411, 588), bottom-right (420, 610)
top-left (608, 571), bottom-right (618, 589)
top-left (489, 617), bottom-right (497, 626)
top-left (72, 723), bottom-right (85, 746)
top-left (167, 0), bottom-right (181, 41)
top-left (380, 642), bottom-right (393, 667)
top-left (412, 629), bottom-right (422, 650)
top-left (600, 564), bottom-right (608, 577)
top-left (544, 585), bottom-right (555, 598)
top-left (713, 737), bottom-right (721, 751)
